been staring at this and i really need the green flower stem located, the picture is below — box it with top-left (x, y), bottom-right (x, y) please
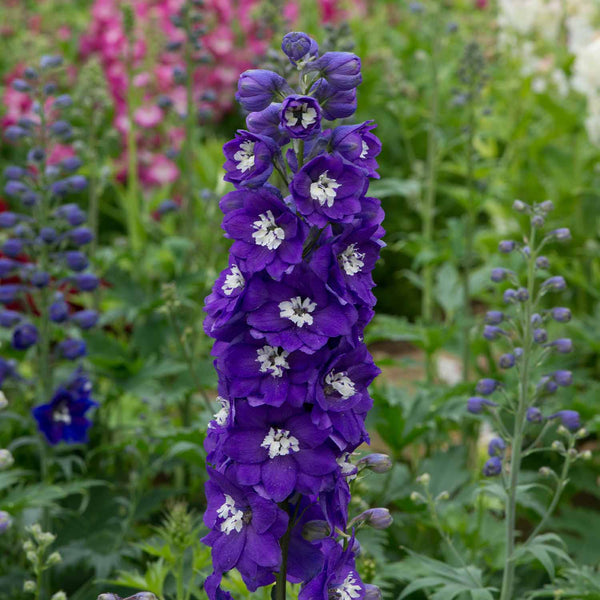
top-left (422, 30), bottom-right (440, 384)
top-left (499, 225), bottom-right (537, 600)
top-left (275, 501), bottom-right (293, 600)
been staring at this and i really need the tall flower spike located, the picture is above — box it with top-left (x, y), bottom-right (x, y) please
top-left (203, 32), bottom-right (385, 600)
top-left (1, 56), bottom-right (99, 444)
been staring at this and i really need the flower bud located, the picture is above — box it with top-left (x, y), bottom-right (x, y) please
top-left (23, 580), bottom-right (36, 592)
top-left (54, 94), bottom-right (73, 108)
top-left (549, 338), bottom-right (573, 353)
top-left (129, 594), bottom-right (159, 600)
top-left (498, 240), bottom-right (516, 253)
top-left (503, 289), bottom-right (518, 304)
top-left (467, 396), bottom-right (498, 414)
top-left (550, 228), bottom-right (571, 241)
top-left (575, 428), bottom-right (588, 439)
top-left (540, 200), bottom-right (554, 212)
top-left (357, 453), bottom-right (392, 473)
top-left (281, 32), bottom-right (319, 68)
top-left (65, 251), bottom-right (89, 272)
top-left (549, 410), bottom-right (580, 432)
top-left (410, 491), bottom-right (424, 503)
top-left (74, 273), bottom-right (99, 291)
top-left (484, 310), bottom-right (504, 325)
top-left (304, 52), bottom-right (362, 91)
top-left (533, 328), bottom-right (548, 344)
top-left (537, 376), bottom-right (558, 395)
top-left (40, 55), bottom-right (63, 69)
top-left (71, 310), bottom-right (99, 330)
top-left (513, 199), bottom-right (527, 212)
top-left (435, 491), bottom-right (450, 502)
top-left (551, 440), bottom-right (565, 452)
top-left (483, 456), bottom-right (502, 476)
top-left (526, 407), bottom-right (543, 423)
top-left (49, 299), bottom-right (69, 323)
top-left (31, 271), bottom-right (50, 288)
top-left (12, 79), bottom-right (30, 92)
top-left (568, 448), bottom-right (578, 459)
top-left (416, 473), bottom-right (430, 486)
top-left (539, 466), bottom-right (553, 477)
top-left (483, 325), bottom-right (506, 341)
top-left (499, 353), bottom-right (515, 369)
top-left (0, 449), bottom-right (14, 470)
top-left (0, 392), bottom-right (7, 410)
top-left (530, 313), bottom-right (543, 326)
top-left (551, 307), bottom-right (571, 322)
top-left (97, 595), bottom-right (121, 600)
top-left (47, 552), bottom-right (62, 566)
top-left (0, 309), bottom-right (22, 328)
top-left (302, 520), bottom-right (331, 541)
top-left (70, 227), bottom-right (93, 246)
top-left (364, 585), bottom-right (382, 600)
top-left (542, 276), bottom-right (566, 291)
top-left (58, 339), bottom-right (87, 360)
top-left (553, 370), bottom-right (572, 387)
top-left (516, 287), bottom-right (529, 302)
top-left (236, 69), bottom-right (292, 112)
top-left (580, 450), bottom-right (592, 461)
top-left (476, 378), bottom-right (501, 396)
top-left (491, 268), bottom-right (509, 282)
top-left (51, 593), bottom-right (67, 600)
top-left (12, 323), bottom-right (38, 350)
top-left (488, 437), bottom-right (506, 457)
top-left (353, 508), bottom-right (393, 530)
top-left (531, 214), bottom-right (544, 228)
top-left (535, 255), bottom-right (549, 269)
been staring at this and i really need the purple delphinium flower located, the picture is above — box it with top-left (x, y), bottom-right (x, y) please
top-left (32, 369), bottom-right (97, 444)
top-left (304, 52), bottom-right (362, 91)
top-left (223, 131), bottom-right (279, 188)
top-left (290, 154), bottom-right (367, 227)
top-left (280, 95), bottom-right (322, 139)
top-left (220, 188), bottom-right (307, 279)
top-left (246, 103), bottom-right (290, 146)
top-left (236, 70), bottom-right (293, 112)
top-left (330, 121), bottom-right (382, 179)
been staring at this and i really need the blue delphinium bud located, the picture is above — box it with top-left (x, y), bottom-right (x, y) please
top-left (485, 310), bottom-right (504, 325)
top-left (31, 271), bottom-right (50, 288)
top-left (516, 287), bottom-right (529, 302)
top-left (549, 228), bottom-right (571, 241)
top-left (71, 310), bottom-right (99, 330)
top-left (40, 227), bottom-right (57, 243)
top-left (540, 200), bottom-right (554, 212)
top-left (542, 276), bottom-right (566, 291)
top-left (4, 126), bottom-right (30, 141)
top-left (56, 203), bottom-right (86, 226)
top-left (302, 520), bottom-right (331, 541)
top-left (537, 375), bottom-right (558, 395)
top-left (531, 313), bottom-right (543, 326)
top-left (0, 310), bottom-right (22, 328)
top-left (305, 52), bottom-right (362, 91)
top-left (58, 339), bottom-right (87, 360)
top-left (4, 180), bottom-right (28, 197)
top-left (533, 328), bottom-right (548, 344)
top-left (0, 510), bottom-right (12, 534)
top-left (549, 410), bottom-right (580, 432)
top-left (12, 79), bottom-right (30, 92)
top-left (157, 199), bottom-right (179, 215)
top-left (491, 268), bottom-right (509, 282)
top-left (53, 94), bottom-right (73, 108)
top-left (157, 95), bottom-right (173, 109)
top-left (476, 378), bottom-right (501, 395)
top-left (28, 147), bottom-right (46, 162)
top-left (483, 456), bottom-right (502, 476)
top-left (0, 284), bottom-right (20, 303)
top-left (65, 251), bottom-right (89, 272)
top-left (499, 353), bottom-right (515, 369)
top-left (236, 70), bottom-right (292, 112)
top-left (49, 298), bottom-right (69, 323)
top-left (3, 239), bottom-right (22, 257)
top-left (498, 240), bottom-right (516, 253)
top-left (488, 437), bottom-right (506, 457)
top-left (60, 156), bottom-right (82, 172)
top-left (553, 370), bottom-right (573, 387)
top-left (74, 273), bottom-right (99, 291)
top-left (40, 54), bottom-right (63, 69)
top-left (357, 453), bottom-right (392, 473)
top-left (531, 215), bottom-right (544, 228)
top-left (49, 120), bottom-right (72, 138)
top-left (503, 289), bottom-right (517, 304)
top-left (65, 175), bottom-right (87, 192)
top-left (467, 396), bottom-right (498, 414)
top-left (310, 79), bottom-right (357, 120)
top-left (513, 199), bottom-right (527, 212)
top-left (0, 259), bottom-right (16, 277)
top-left (12, 323), bottom-right (38, 350)
top-left (0, 212), bottom-right (18, 228)
top-left (281, 32), bottom-right (319, 68)
top-left (4, 166), bottom-right (26, 180)
top-left (483, 325), bottom-right (506, 340)
top-left (364, 584), bottom-right (383, 600)
top-left (536, 255), bottom-right (549, 269)
top-left (353, 508), bottom-right (393, 530)
top-left (22, 190), bottom-right (39, 207)
top-left (551, 307), bottom-right (571, 322)
top-left (70, 227), bottom-right (93, 246)
top-left (527, 407), bottom-right (543, 423)
top-left (549, 338), bottom-right (573, 353)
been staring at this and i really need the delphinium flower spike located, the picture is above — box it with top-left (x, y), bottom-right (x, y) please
top-left (468, 199), bottom-right (589, 600)
top-left (2, 56), bottom-right (98, 445)
top-left (202, 32), bottom-right (389, 600)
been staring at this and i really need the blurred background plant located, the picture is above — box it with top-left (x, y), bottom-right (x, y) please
top-left (1, 0), bottom-right (600, 599)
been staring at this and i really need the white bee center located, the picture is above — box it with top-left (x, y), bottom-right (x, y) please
top-left (337, 453), bottom-right (357, 481)
top-left (334, 572), bottom-right (362, 600)
top-left (234, 140), bottom-right (255, 173)
top-left (261, 427), bottom-right (300, 459)
top-left (256, 345), bottom-right (290, 378)
top-left (360, 140), bottom-right (369, 159)
top-left (279, 296), bottom-right (317, 328)
top-left (217, 494), bottom-right (244, 535)
top-left (210, 396), bottom-right (230, 428)
top-left (222, 264), bottom-right (244, 296)
top-left (252, 210), bottom-right (285, 250)
top-left (325, 371), bottom-right (356, 399)
top-left (338, 244), bottom-right (365, 276)
top-left (52, 404), bottom-right (72, 425)
top-left (285, 102), bottom-right (317, 129)
top-left (310, 171), bottom-right (341, 207)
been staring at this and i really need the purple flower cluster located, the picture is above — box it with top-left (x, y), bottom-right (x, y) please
top-left (2, 56), bottom-right (98, 444)
top-left (468, 199), bottom-right (582, 476)
top-left (202, 32), bottom-right (386, 599)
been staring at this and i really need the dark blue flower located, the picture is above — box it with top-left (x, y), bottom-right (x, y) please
top-left (223, 131), bottom-right (278, 188)
top-left (12, 323), bottom-right (38, 350)
top-left (281, 32), bottom-right (319, 68)
top-left (280, 96), bottom-right (322, 139)
top-left (236, 70), bottom-right (292, 112)
top-left (58, 339), bottom-right (87, 360)
top-left (483, 456), bottom-right (502, 476)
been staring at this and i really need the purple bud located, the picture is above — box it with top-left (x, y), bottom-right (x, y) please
top-left (281, 32), bottom-right (319, 67)
top-left (24, 67), bottom-right (38, 80)
top-left (4, 181), bottom-right (28, 198)
top-left (550, 228), bottom-right (571, 241)
top-left (310, 79), bottom-right (357, 120)
top-left (28, 147), bottom-right (46, 162)
top-left (49, 120), bottom-right (72, 138)
top-left (549, 338), bottom-right (573, 354)
top-left (305, 52), bottom-right (362, 90)
top-left (354, 508), bottom-right (393, 530)
top-left (58, 338), bottom-right (87, 360)
top-left (467, 396), bottom-right (498, 414)
top-left (522, 246), bottom-right (531, 257)
top-left (74, 273), bottom-right (99, 291)
top-left (71, 309), bottom-right (99, 330)
top-left (551, 307), bottom-right (571, 323)
top-left (499, 353), bottom-right (515, 369)
top-left (22, 190), bottom-right (39, 207)
top-left (485, 311), bottom-right (504, 325)
top-left (531, 313), bottom-right (543, 326)
top-left (540, 200), bottom-right (554, 212)
top-left (61, 156), bottom-right (82, 172)
top-left (488, 437), bottom-right (506, 457)
top-left (476, 378), bottom-right (501, 396)
top-left (40, 227), bottom-right (57, 243)
top-left (491, 268), bottom-right (510, 283)
top-left (553, 370), bottom-right (573, 387)
top-left (513, 199), bottom-right (527, 212)
top-left (0, 310), bottom-right (22, 328)
top-left (0, 259), bottom-right (16, 277)
top-left (0, 511), bottom-right (12, 534)
top-left (236, 69), bottom-right (292, 112)
top-left (157, 199), bottom-right (179, 215)
top-left (53, 94), bottom-right (73, 108)
top-left (50, 179), bottom-right (69, 197)
top-left (0, 283), bottom-right (21, 304)
top-left (549, 410), bottom-right (580, 432)
top-left (542, 276), bottom-right (566, 291)
top-left (49, 300), bottom-right (69, 323)
top-left (65, 251), bottom-right (89, 272)
top-left (0, 212), bottom-right (18, 228)
top-left (364, 585), bottom-right (383, 600)
top-left (537, 375), bottom-right (558, 395)
top-left (56, 203), bottom-right (86, 226)
top-left (157, 95), bottom-right (173, 109)
top-left (536, 256), bottom-right (549, 269)
top-left (302, 520), bottom-right (331, 541)
top-left (246, 103), bottom-right (289, 145)
top-left (409, 2), bottom-right (424, 13)
top-left (357, 453), bottom-right (392, 473)
top-left (498, 240), bottom-right (516, 253)
top-left (4, 126), bottom-right (29, 141)
top-left (2, 239), bottom-right (22, 257)
top-left (31, 271), bottom-right (50, 288)
top-left (503, 289), bottom-right (518, 304)
top-left (70, 227), bottom-right (93, 246)
top-left (12, 323), bottom-right (38, 350)
top-left (66, 175), bottom-right (88, 191)
top-left (483, 456), bottom-right (502, 477)
top-left (531, 215), bottom-right (544, 228)
top-left (3, 166), bottom-right (26, 180)
top-left (483, 325), bottom-right (506, 340)
top-left (533, 328), bottom-right (548, 344)
top-left (516, 287), bottom-right (529, 302)
top-left (11, 79), bottom-right (30, 92)
top-left (527, 407), bottom-right (543, 423)
top-left (40, 54), bottom-right (63, 69)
